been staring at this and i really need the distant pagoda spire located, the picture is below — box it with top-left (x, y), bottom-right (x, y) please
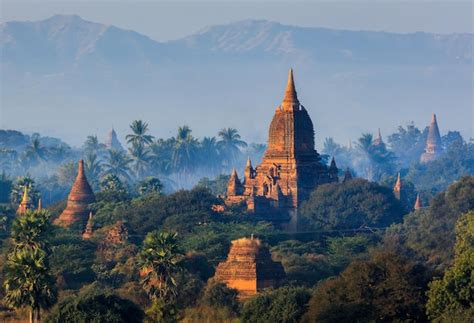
top-left (343, 167), bottom-right (353, 183)
top-left (420, 113), bottom-right (443, 163)
top-left (373, 128), bottom-right (383, 145)
top-left (37, 198), bottom-right (42, 211)
top-left (82, 211), bottom-right (94, 240)
top-left (281, 68), bottom-right (300, 111)
top-left (328, 157), bottom-right (339, 182)
top-left (393, 172), bottom-right (402, 200)
top-left (54, 160), bottom-right (96, 228)
top-left (17, 186), bottom-right (32, 215)
top-left (105, 127), bottom-right (125, 151)
top-left (414, 194), bottom-right (422, 210)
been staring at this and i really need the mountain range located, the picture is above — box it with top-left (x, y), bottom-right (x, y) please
top-left (1, 15), bottom-right (472, 146)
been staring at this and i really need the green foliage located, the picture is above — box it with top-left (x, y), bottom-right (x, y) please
top-left (4, 209), bottom-right (57, 322)
top-left (138, 231), bottom-right (181, 301)
top-left (271, 240), bottom-right (333, 286)
top-left (10, 210), bottom-right (52, 251)
top-left (10, 176), bottom-right (40, 206)
top-left (406, 140), bottom-right (474, 193)
top-left (200, 280), bottom-right (239, 313)
top-left (426, 212), bottom-right (474, 321)
top-left (388, 176), bottom-right (474, 270)
top-left (195, 174), bottom-right (230, 196)
top-left (302, 252), bottom-right (429, 322)
top-left (326, 234), bottom-right (374, 272)
top-left (46, 288), bottom-right (144, 323)
top-left (137, 177), bottom-right (163, 196)
top-left (0, 172), bottom-right (12, 203)
top-left (241, 286), bottom-right (311, 323)
top-left (49, 229), bottom-right (96, 289)
top-left (301, 179), bottom-right (405, 230)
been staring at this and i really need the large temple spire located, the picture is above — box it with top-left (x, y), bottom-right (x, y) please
top-left (281, 68), bottom-right (300, 111)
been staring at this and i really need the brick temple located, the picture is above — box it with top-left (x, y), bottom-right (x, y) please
top-left (54, 160), bottom-right (95, 228)
top-left (225, 69), bottom-right (338, 227)
top-left (214, 237), bottom-right (285, 299)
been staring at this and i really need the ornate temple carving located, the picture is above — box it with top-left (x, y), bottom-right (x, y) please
top-left (224, 69), bottom-right (338, 223)
top-left (420, 114), bottom-right (443, 163)
top-left (54, 160), bottom-right (95, 228)
top-left (214, 237), bottom-right (285, 299)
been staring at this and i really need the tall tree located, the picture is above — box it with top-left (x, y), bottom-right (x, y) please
top-left (426, 211), bottom-right (474, 321)
top-left (138, 231), bottom-right (182, 322)
top-left (84, 153), bottom-right (102, 189)
top-left (103, 149), bottom-right (132, 182)
top-left (172, 126), bottom-right (198, 180)
top-left (3, 210), bottom-right (57, 323)
top-left (217, 128), bottom-right (247, 170)
top-left (129, 143), bottom-right (151, 179)
top-left (126, 120), bottom-right (154, 148)
top-left (199, 137), bottom-right (221, 175)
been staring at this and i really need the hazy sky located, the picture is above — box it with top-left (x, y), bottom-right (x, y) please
top-left (2, 1), bottom-right (473, 41)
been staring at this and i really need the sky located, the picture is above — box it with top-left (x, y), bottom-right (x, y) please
top-left (1, 1), bottom-right (473, 42)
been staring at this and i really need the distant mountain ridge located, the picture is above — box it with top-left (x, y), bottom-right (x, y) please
top-left (1, 15), bottom-right (472, 145)
top-left (2, 15), bottom-right (472, 73)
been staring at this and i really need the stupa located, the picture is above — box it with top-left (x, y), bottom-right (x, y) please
top-left (214, 236), bottom-right (285, 299)
top-left (54, 160), bottom-right (95, 228)
top-left (16, 186), bottom-right (33, 215)
top-left (420, 114), bottom-right (443, 163)
top-left (414, 194), bottom-right (423, 210)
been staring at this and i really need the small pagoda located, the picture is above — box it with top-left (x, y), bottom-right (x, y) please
top-left (54, 160), bottom-right (95, 228)
top-left (214, 236), bottom-right (285, 299)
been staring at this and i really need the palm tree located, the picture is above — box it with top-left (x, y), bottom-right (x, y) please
top-left (103, 150), bottom-right (132, 182)
top-left (4, 248), bottom-right (57, 323)
top-left (10, 176), bottom-right (40, 205)
top-left (129, 143), bottom-right (151, 179)
top-left (4, 209), bottom-right (56, 323)
top-left (199, 137), bottom-right (221, 175)
top-left (84, 153), bottom-right (102, 189)
top-left (126, 120), bottom-right (154, 148)
top-left (138, 231), bottom-right (181, 300)
top-left (217, 128), bottom-right (247, 170)
top-left (172, 126), bottom-right (199, 178)
top-left (323, 137), bottom-right (341, 157)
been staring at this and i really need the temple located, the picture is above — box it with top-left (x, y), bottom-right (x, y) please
top-left (82, 212), bottom-right (94, 240)
top-left (420, 114), bottom-right (443, 163)
top-left (225, 69), bottom-right (338, 223)
top-left (214, 237), bottom-right (285, 299)
top-left (16, 187), bottom-right (42, 215)
top-left (54, 160), bottom-right (95, 228)
top-left (414, 194), bottom-right (422, 210)
top-left (393, 172), bottom-right (403, 201)
top-left (105, 128), bottom-right (125, 151)
top-left (17, 186), bottom-right (32, 215)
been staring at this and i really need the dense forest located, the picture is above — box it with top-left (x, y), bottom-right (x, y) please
top-left (0, 121), bottom-right (473, 322)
